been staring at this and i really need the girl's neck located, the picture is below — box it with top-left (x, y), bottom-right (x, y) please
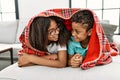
top-left (80, 37), bottom-right (90, 48)
top-left (48, 41), bottom-right (56, 45)
top-left (48, 40), bottom-right (51, 45)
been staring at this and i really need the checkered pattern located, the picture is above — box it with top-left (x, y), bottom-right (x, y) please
top-left (19, 8), bottom-right (119, 70)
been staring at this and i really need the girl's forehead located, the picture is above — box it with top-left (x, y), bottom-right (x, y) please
top-left (48, 20), bottom-right (57, 29)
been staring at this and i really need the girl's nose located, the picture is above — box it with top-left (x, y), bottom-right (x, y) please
top-left (55, 30), bottom-right (59, 35)
top-left (55, 28), bottom-right (59, 35)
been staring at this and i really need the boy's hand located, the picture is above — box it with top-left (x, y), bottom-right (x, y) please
top-left (70, 53), bottom-right (83, 68)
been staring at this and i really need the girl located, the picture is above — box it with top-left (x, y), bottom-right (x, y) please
top-left (18, 15), bottom-right (70, 68)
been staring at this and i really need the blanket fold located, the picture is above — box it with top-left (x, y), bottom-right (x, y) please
top-left (80, 9), bottom-right (119, 70)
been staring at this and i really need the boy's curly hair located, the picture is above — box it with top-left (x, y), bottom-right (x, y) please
top-left (71, 10), bottom-right (94, 31)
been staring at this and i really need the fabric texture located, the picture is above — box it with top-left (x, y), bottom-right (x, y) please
top-left (19, 8), bottom-right (77, 56)
top-left (19, 8), bottom-right (119, 70)
top-left (78, 9), bottom-right (119, 70)
top-left (47, 43), bottom-right (66, 54)
top-left (15, 19), bottom-right (28, 43)
top-left (101, 23), bottom-right (117, 42)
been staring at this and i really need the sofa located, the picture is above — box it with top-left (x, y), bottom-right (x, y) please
top-left (0, 55), bottom-right (120, 80)
top-left (0, 20), bottom-right (28, 59)
top-left (0, 20), bottom-right (120, 80)
top-left (0, 20), bottom-right (120, 59)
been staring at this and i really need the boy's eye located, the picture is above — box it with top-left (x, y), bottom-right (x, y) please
top-left (75, 30), bottom-right (80, 34)
top-left (72, 29), bottom-right (81, 34)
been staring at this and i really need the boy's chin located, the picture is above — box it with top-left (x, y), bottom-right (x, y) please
top-left (74, 39), bottom-right (80, 42)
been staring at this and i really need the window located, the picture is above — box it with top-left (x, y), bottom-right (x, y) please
top-left (71, 0), bottom-right (86, 8)
top-left (87, 0), bottom-right (102, 9)
top-left (70, 0), bottom-right (120, 34)
top-left (0, 0), bottom-right (18, 21)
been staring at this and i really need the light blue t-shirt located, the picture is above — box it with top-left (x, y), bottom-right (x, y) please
top-left (68, 37), bottom-right (88, 57)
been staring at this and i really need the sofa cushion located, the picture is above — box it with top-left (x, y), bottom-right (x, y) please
top-left (0, 21), bottom-right (18, 43)
top-left (15, 19), bottom-right (28, 43)
top-left (101, 23), bottom-right (117, 42)
top-left (0, 56), bottom-right (120, 80)
top-left (113, 35), bottom-right (120, 55)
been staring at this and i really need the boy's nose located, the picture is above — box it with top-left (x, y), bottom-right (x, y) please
top-left (72, 30), bottom-right (76, 36)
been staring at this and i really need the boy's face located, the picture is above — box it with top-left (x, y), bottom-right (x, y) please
top-left (71, 22), bottom-right (91, 42)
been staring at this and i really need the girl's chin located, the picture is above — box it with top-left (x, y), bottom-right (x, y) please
top-left (53, 38), bottom-right (58, 41)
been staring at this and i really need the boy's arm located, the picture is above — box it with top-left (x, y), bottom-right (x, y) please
top-left (68, 55), bottom-right (74, 66)
top-left (67, 40), bottom-right (75, 66)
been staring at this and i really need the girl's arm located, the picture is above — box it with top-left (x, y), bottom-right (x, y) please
top-left (18, 50), bottom-right (67, 68)
top-left (18, 53), bottom-right (57, 67)
top-left (41, 54), bottom-right (58, 60)
top-left (31, 50), bottom-right (67, 68)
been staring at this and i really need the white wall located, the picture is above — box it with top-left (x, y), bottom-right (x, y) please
top-left (18, 0), bottom-right (69, 20)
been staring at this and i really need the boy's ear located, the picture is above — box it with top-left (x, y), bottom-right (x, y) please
top-left (88, 29), bottom-right (92, 36)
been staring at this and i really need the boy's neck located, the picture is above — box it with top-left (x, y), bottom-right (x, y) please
top-left (80, 37), bottom-right (90, 48)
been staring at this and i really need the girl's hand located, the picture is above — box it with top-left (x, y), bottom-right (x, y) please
top-left (18, 52), bottom-right (32, 67)
top-left (70, 53), bottom-right (83, 68)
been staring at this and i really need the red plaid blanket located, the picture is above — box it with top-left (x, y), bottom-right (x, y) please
top-left (19, 8), bottom-right (119, 70)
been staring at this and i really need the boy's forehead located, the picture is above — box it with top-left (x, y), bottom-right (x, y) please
top-left (72, 22), bottom-right (88, 29)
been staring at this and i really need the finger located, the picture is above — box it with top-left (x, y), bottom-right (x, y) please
top-left (18, 62), bottom-right (22, 67)
top-left (74, 56), bottom-right (83, 62)
top-left (46, 52), bottom-right (51, 55)
top-left (71, 59), bottom-right (83, 66)
top-left (72, 60), bottom-right (80, 64)
top-left (71, 63), bottom-right (80, 68)
top-left (74, 54), bottom-right (82, 59)
top-left (71, 65), bottom-right (79, 68)
top-left (18, 54), bottom-right (23, 56)
top-left (72, 58), bottom-right (81, 62)
top-left (71, 60), bottom-right (80, 65)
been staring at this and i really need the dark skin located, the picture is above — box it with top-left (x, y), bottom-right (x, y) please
top-left (68, 22), bottom-right (92, 68)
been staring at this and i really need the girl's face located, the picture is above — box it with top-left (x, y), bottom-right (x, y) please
top-left (48, 19), bottom-right (60, 41)
top-left (72, 22), bottom-right (92, 42)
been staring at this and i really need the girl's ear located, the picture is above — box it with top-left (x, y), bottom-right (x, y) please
top-left (88, 29), bottom-right (92, 36)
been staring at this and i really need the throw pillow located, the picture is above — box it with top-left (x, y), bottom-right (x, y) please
top-left (100, 23), bottom-right (117, 42)
top-left (0, 21), bottom-right (18, 43)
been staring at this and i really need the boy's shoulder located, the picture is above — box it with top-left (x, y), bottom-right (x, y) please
top-left (69, 36), bottom-right (80, 46)
top-left (70, 36), bottom-right (75, 41)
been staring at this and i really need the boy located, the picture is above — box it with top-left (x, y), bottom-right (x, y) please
top-left (68, 10), bottom-right (94, 68)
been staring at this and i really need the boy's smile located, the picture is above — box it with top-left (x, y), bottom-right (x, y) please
top-left (71, 22), bottom-right (89, 42)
